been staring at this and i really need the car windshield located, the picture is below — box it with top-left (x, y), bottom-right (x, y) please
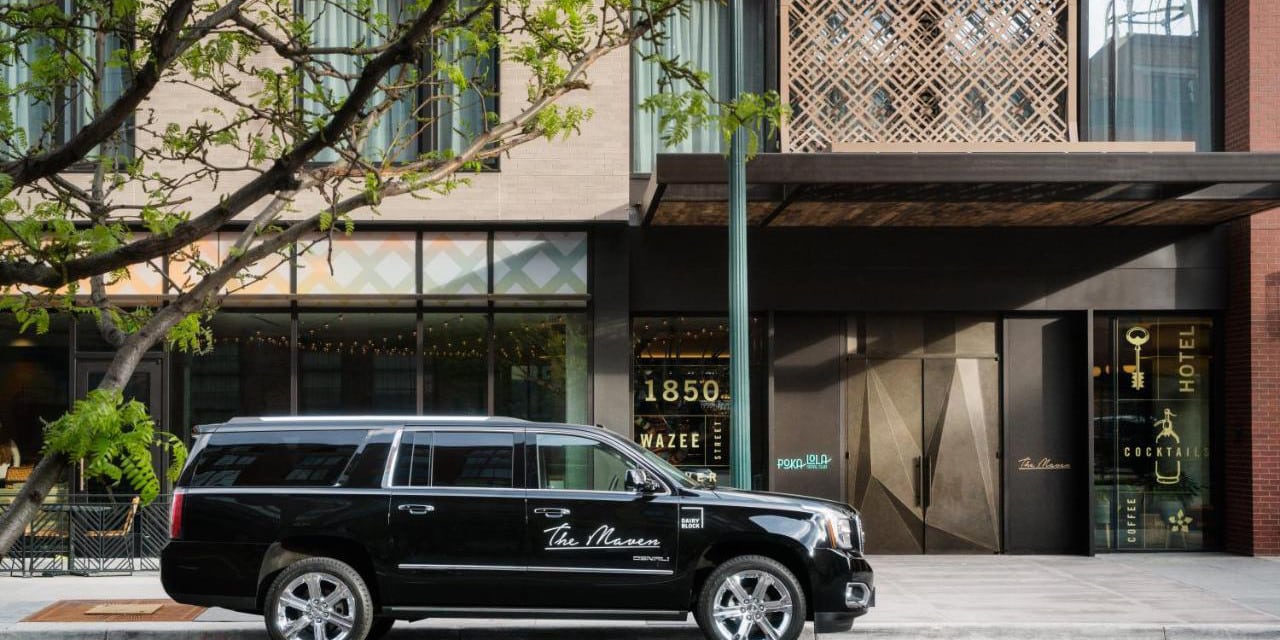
top-left (614, 435), bottom-right (698, 489)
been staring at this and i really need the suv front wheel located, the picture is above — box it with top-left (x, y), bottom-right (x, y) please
top-left (695, 555), bottom-right (807, 640)
top-left (265, 556), bottom-right (374, 640)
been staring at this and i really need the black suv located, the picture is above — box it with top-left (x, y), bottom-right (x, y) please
top-left (161, 417), bottom-right (874, 640)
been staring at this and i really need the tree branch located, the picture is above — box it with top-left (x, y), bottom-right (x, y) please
top-left (0, 0), bottom-right (453, 290)
top-left (1, 0), bottom-right (247, 188)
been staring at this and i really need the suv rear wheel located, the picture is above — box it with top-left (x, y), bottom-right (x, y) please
top-left (694, 555), bottom-right (806, 640)
top-left (265, 557), bottom-right (374, 640)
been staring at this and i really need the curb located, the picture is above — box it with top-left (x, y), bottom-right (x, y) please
top-left (2, 623), bottom-right (1280, 640)
top-left (851, 623), bottom-right (1280, 639)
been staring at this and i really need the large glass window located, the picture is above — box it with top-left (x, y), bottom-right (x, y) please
top-left (342, 430), bottom-right (395, 487)
top-left (535, 434), bottom-right (636, 491)
top-left (299, 312), bottom-right (418, 414)
top-left (431, 431), bottom-right (514, 488)
top-left (632, 317), bottom-right (768, 486)
top-left (0, 3), bottom-right (132, 160)
top-left (302, 0), bottom-right (494, 163)
top-left (173, 313), bottom-right (291, 429)
top-left (0, 315), bottom-right (70, 493)
top-left (168, 307), bottom-right (585, 427)
top-left (494, 313), bottom-right (589, 423)
top-left (631, 0), bottom-right (767, 173)
top-left (1085, 0), bottom-right (1218, 150)
top-left (189, 429), bottom-right (364, 487)
top-left (423, 313), bottom-right (487, 415)
top-left (1094, 315), bottom-right (1214, 551)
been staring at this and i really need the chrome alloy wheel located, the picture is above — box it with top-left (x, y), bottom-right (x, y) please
top-left (273, 572), bottom-right (357, 640)
top-left (711, 569), bottom-right (795, 640)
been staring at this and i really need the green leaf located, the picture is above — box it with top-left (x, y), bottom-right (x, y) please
top-left (42, 388), bottom-right (187, 506)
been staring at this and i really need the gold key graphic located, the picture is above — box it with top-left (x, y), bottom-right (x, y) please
top-left (1124, 326), bottom-right (1150, 390)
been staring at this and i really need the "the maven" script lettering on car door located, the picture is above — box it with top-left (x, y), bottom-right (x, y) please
top-left (544, 523), bottom-right (661, 550)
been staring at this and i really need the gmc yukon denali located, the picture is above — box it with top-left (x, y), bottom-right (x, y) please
top-left (161, 416), bottom-right (874, 640)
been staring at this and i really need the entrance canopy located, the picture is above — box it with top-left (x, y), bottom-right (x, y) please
top-left (641, 151), bottom-right (1280, 226)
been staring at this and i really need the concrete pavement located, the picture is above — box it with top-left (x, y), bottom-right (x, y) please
top-left (2, 554), bottom-right (1279, 638)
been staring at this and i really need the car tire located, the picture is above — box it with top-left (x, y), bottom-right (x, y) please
top-left (264, 556), bottom-right (375, 640)
top-left (694, 555), bottom-right (807, 640)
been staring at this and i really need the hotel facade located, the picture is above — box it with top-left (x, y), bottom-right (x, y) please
top-left (4, 0), bottom-right (1280, 557)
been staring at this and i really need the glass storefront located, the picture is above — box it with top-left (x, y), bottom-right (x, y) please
top-left (631, 317), bottom-right (767, 487)
top-left (173, 313), bottom-right (291, 428)
top-left (1094, 315), bottom-right (1214, 551)
top-left (423, 313), bottom-right (487, 415)
top-left (299, 313), bottom-right (418, 414)
top-left (172, 309), bottom-right (588, 425)
top-left (0, 314), bottom-right (71, 494)
top-left (494, 313), bottom-right (589, 424)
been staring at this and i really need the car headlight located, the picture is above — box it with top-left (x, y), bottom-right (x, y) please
top-left (824, 513), bottom-right (855, 550)
top-left (853, 513), bottom-right (866, 551)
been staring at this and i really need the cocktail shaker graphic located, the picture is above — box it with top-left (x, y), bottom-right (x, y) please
top-left (1154, 408), bottom-right (1181, 485)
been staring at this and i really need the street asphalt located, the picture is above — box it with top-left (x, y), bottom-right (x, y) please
top-left (1, 554), bottom-right (1279, 638)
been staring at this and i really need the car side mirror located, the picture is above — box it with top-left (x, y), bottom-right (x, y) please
top-left (625, 469), bottom-right (660, 494)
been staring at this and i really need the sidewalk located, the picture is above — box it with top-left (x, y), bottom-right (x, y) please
top-left (2, 554), bottom-right (1279, 638)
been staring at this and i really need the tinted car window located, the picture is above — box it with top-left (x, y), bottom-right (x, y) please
top-left (536, 434), bottom-right (635, 491)
top-left (341, 430), bottom-right (395, 488)
top-left (189, 429), bottom-right (364, 488)
top-left (432, 432), bottom-right (514, 488)
top-left (392, 431), bottom-right (433, 487)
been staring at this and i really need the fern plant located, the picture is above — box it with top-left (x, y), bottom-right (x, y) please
top-left (43, 389), bottom-right (188, 504)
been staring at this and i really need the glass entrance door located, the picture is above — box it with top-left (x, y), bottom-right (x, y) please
top-left (846, 315), bottom-right (1001, 554)
top-left (75, 358), bottom-right (165, 494)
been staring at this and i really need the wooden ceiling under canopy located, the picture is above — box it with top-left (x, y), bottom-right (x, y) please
top-left (640, 151), bottom-right (1280, 227)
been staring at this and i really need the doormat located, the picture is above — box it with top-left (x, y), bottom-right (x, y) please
top-left (23, 599), bottom-right (206, 623)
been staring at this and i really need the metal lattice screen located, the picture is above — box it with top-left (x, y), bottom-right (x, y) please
top-left (781, 0), bottom-right (1075, 151)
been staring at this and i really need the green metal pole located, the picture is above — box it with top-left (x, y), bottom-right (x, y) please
top-left (728, 0), bottom-right (751, 490)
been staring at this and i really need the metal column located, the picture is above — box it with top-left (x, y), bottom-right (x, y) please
top-left (728, 0), bottom-right (751, 490)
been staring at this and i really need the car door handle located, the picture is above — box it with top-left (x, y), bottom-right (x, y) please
top-left (398, 504), bottom-right (435, 515)
top-left (534, 507), bottom-right (571, 518)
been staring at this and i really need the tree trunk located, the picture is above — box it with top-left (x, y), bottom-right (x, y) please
top-left (0, 454), bottom-right (70, 560)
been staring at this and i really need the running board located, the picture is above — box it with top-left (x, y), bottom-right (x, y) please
top-left (380, 606), bottom-right (688, 621)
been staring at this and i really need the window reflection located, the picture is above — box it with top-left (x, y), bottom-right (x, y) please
top-left (1086, 0), bottom-right (1217, 149)
top-left (423, 313), bottom-right (486, 415)
top-left (631, 316), bottom-right (768, 487)
top-left (189, 430), bottom-right (364, 487)
top-left (1094, 315), bottom-right (1214, 551)
top-left (174, 313), bottom-right (291, 429)
top-left (432, 432), bottom-right (514, 488)
top-left (298, 313), bottom-right (417, 414)
top-left (536, 434), bottom-right (635, 491)
top-left (493, 313), bottom-right (588, 423)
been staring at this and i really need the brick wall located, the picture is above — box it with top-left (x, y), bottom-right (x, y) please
top-left (1224, 1), bottom-right (1280, 152)
top-left (1226, 211), bottom-right (1280, 555)
top-left (1224, 1), bottom-right (1280, 555)
top-left (1223, 0), bottom-right (1250, 151)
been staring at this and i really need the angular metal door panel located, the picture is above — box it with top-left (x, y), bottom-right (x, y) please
top-left (922, 358), bottom-right (1001, 553)
top-left (847, 313), bottom-right (1002, 555)
top-left (849, 358), bottom-right (925, 554)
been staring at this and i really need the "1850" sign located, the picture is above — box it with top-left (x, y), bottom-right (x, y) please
top-left (641, 378), bottom-right (723, 403)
